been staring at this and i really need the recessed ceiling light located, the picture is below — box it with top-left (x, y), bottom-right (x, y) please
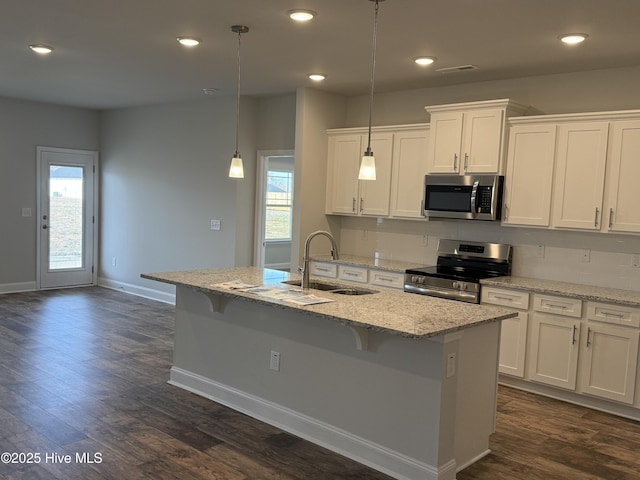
top-left (307, 73), bottom-right (327, 82)
top-left (177, 36), bottom-right (201, 47)
top-left (288, 9), bottom-right (316, 22)
top-left (559, 33), bottom-right (588, 45)
top-left (29, 44), bottom-right (53, 54)
top-left (414, 56), bottom-right (437, 66)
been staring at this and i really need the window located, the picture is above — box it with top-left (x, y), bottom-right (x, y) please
top-left (265, 169), bottom-right (293, 240)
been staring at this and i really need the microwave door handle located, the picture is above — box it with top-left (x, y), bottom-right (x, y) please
top-left (470, 181), bottom-right (479, 218)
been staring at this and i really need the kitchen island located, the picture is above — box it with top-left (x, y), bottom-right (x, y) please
top-left (142, 267), bottom-right (516, 480)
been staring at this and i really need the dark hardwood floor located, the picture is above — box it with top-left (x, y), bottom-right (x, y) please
top-left (1, 287), bottom-right (639, 479)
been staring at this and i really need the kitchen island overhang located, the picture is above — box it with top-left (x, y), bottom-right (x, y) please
top-left (142, 267), bottom-right (516, 480)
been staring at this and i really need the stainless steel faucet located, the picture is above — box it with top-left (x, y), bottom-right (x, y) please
top-left (299, 230), bottom-right (339, 289)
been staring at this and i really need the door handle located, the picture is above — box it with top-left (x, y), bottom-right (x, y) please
top-left (453, 153), bottom-right (458, 172)
top-left (42, 225), bottom-right (48, 230)
top-left (609, 208), bottom-right (614, 228)
top-left (464, 153), bottom-right (469, 171)
top-left (594, 207), bottom-right (599, 227)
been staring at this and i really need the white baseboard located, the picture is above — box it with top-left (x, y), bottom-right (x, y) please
top-left (169, 367), bottom-right (454, 480)
top-left (0, 281), bottom-right (37, 294)
top-left (98, 277), bottom-right (175, 304)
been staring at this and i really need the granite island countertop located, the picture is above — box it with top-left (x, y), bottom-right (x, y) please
top-left (482, 276), bottom-right (640, 307)
top-left (142, 267), bottom-right (516, 339)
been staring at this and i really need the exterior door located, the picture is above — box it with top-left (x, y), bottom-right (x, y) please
top-left (37, 147), bottom-right (98, 289)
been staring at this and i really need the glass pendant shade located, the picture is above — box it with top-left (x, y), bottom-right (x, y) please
top-left (229, 25), bottom-right (249, 179)
top-left (358, 150), bottom-right (376, 180)
top-left (229, 153), bottom-right (244, 178)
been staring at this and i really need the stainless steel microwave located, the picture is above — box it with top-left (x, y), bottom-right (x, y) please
top-left (423, 174), bottom-right (504, 221)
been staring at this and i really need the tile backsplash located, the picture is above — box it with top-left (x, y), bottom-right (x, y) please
top-left (335, 216), bottom-right (640, 291)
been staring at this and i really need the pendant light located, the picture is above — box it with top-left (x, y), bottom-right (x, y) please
top-left (229, 25), bottom-right (249, 179)
top-left (358, 0), bottom-right (385, 181)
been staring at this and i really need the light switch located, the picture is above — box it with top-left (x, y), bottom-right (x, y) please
top-left (210, 219), bottom-right (221, 231)
top-left (22, 208), bottom-right (32, 217)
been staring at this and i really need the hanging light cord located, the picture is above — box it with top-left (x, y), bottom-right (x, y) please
top-left (365, 0), bottom-right (380, 154)
top-left (234, 30), bottom-right (242, 157)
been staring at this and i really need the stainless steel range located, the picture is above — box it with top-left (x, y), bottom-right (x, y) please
top-left (404, 239), bottom-right (512, 303)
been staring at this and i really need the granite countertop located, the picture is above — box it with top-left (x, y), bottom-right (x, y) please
top-left (142, 267), bottom-right (515, 339)
top-left (482, 276), bottom-right (640, 307)
top-left (310, 254), bottom-right (427, 273)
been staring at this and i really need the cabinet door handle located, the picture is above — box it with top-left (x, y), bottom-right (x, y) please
top-left (594, 207), bottom-right (599, 227)
top-left (609, 208), bottom-right (614, 228)
top-left (586, 327), bottom-right (592, 347)
top-left (572, 325), bottom-right (578, 345)
top-left (352, 197), bottom-right (356, 213)
top-left (453, 153), bottom-right (458, 171)
top-left (360, 197), bottom-right (364, 213)
top-left (464, 153), bottom-right (469, 171)
top-left (504, 204), bottom-right (509, 221)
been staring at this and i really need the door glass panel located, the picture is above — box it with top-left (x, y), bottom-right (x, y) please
top-left (49, 165), bottom-right (84, 270)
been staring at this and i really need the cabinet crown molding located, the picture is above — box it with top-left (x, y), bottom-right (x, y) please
top-left (425, 98), bottom-right (529, 115)
top-left (509, 109), bottom-right (640, 125)
top-left (326, 123), bottom-right (429, 135)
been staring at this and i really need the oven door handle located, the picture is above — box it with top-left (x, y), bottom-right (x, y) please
top-left (470, 181), bottom-right (479, 218)
top-left (404, 284), bottom-right (478, 303)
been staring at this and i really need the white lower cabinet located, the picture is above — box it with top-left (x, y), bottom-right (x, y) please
top-left (481, 287), bottom-right (529, 377)
top-left (309, 261), bottom-right (337, 279)
top-left (484, 285), bottom-right (640, 413)
top-left (309, 261), bottom-right (405, 290)
top-left (528, 312), bottom-right (581, 390)
top-left (580, 314), bottom-right (640, 404)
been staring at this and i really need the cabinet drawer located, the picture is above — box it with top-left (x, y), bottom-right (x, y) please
top-left (338, 265), bottom-right (368, 283)
top-left (369, 270), bottom-right (404, 289)
top-left (533, 294), bottom-right (582, 318)
top-left (310, 262), bottom-right (337, 278)
top-left (481, 287), bottom-right (529, 310)
top-left (587, 302), bottom-right (640, 327)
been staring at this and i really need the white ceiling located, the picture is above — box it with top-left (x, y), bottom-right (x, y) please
top-left (2, 0), bottom-right (640, 110)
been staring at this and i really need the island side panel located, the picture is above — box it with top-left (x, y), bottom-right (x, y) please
top-left (453, 321), bottom-right (501, 471)
top-left (169, 286), bottom-right (492, 480)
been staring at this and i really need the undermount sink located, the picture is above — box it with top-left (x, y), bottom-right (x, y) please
top-left (281, 280), bottom-right (377, 296)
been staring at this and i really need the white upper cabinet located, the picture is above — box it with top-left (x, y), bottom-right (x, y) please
top-left (326, 125), bottom-right (428, 219)
top-left (503, 123), bottom-right (557, 227)
top-left (389, 127), bottom-right (429, 218)
top-left (503, 109), bottom-right (640, 235)
top-left (325, 129), bottom-right (395, 217)
top-left (425, 99), bottom-right (528, 175)
top-left (552, 122), bottom-right (609, 230)
top-left (327, 133), bottom-right (362, 214)
top-left (605, 120), bottom-right (640, 233)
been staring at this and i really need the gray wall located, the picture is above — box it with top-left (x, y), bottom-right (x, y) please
top-left (99, 94), bottom-right (295, 298)
top-left (0, 97), bottom-right (99, 291)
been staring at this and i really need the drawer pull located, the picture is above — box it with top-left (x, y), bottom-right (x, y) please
top-left (317, 267), bottom-right (329, 272)
top-left (494, 295), bottom-right (515, 302)
top-left (545, 302), bottom-right (568, 310)
top-left (602, 311), bottom-right (624, 319)
top-left (345, 272), bottom-right (360, 277)
top-left (377, 276), bottom-right (394, 282)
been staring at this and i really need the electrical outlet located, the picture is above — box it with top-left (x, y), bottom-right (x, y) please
top-left (536, 244), bottom-right (545, 258)
top-left (446, 353), bottom-right (456, 378)
top-left (581, 249), bottom-right (591, 263)
top-left (270, 351), bottom-right (280, 371)
top-left (632, 254), bottom-right (640, 268)
top-left (21, 207), bottom-right (32, 217)
top-left (210, 219), bottom-right (221, 231)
